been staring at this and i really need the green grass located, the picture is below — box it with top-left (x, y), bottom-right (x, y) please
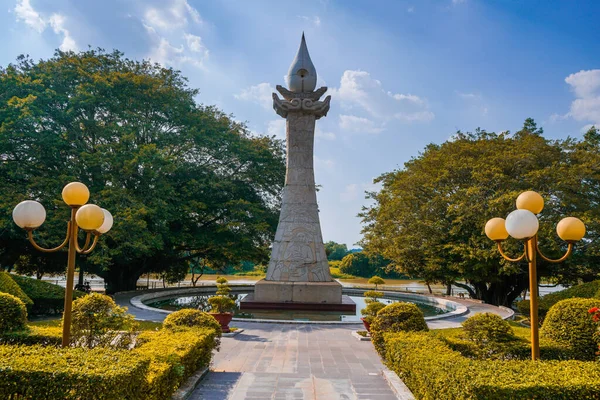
top-left (329, 267), bottom-right (355, 279)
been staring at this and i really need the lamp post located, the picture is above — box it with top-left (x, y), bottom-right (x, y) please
top-left (485, 191), bottom-right (585, 360)
top-left (12, 182), bottom-right (113, 347)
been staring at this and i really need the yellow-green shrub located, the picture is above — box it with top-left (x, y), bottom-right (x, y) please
top-left (541, 297), bottom-right (600, 361)
top-left (70, 293), bottom-right (136, 348)
top-left (383, 331), bottom-right (600, 399)
top-left (462, 313), bottom-right (516, 343)
top-left (0, 293), bottom-right (27, 332)
top-left (370, 302), bottom-right (428, 359)
top-left (163, 308), bottom-right (222, 334)
top-left (134, 327), bottom-right (219, 400)
top-left (0, 344), bottom-right (149, 399)
top-left (0, 272), bottom-right (33, 311)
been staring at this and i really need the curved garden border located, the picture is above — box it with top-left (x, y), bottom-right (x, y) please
top-left (130, 284), bottom-right (470, 325)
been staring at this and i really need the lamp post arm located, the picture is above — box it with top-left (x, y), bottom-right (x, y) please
top-left (26, 222), bottom-right (71, 253)
top-left (496, 241), bottom-right (527, 262)
top-left (78, 234), bottom-right (99, 255)
top-left (537, 242), bottom-right (574, 263)
top-left (75, 232), bottom-right (92, 253)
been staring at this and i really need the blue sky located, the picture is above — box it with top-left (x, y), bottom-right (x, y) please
top-left (2, 0), bottom-right (600, 247)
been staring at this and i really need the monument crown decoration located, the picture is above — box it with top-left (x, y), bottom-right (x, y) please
top-left (245, 34), bottom-right (350, 310)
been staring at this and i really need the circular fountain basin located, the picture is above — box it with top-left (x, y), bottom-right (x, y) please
top-left (131, 285), bottom-right (468, 324)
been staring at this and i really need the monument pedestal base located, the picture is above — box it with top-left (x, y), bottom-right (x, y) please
top-left (242, 279), bottom-right (355, 312)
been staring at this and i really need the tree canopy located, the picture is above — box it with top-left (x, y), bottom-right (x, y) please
top-left (0, 49), bottom-right (285, 292)
top-left (324, 241), bottom-right (349, 261)
top-left (360, 119), bottom-right (600, 306)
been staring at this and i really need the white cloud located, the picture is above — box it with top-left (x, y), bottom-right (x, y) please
top-left (144, 0), bottom-right (202, 31)
top-left (143, 25), bottom-right (206, 68)
top-left (456, 91), bottom-right (480, 100)
top-left (235, 83), bottom-right (275, 110)
top-left (315, 126), bottom-right (336, 140)
top-left (49, 14), bottom-right (77, 51)
top-left (456, 90), bottom-right (489, 117)
top-left (407, 6), bottom-right (415, 13)
top-left (340, 181), bottom-right (381, 202)
top-left (562, 69), bottom-right (600, 128)
top-left (339, 114), bottom-right (383, 134)
top-left (314, 156), bottom-right (335, 173)
top-left (298, 15), bottom-right (321, 27)
top-left (13, 0), bottom-right (77, 51)
top-left (184, 33), bottom-right (208, 56)
top-left (330, 70), bottom-right (434, 125)
top-left (267, 119), bottom-right (286, 139)
top-left (14, 0), bottom-right (46, 32)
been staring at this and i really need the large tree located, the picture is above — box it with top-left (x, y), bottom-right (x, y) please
top-left (0, 49), bottom-right (285, 292)
top-left (324, 241), bottom-right (349, 261)
top-left (360, 119), bottom-right (599, 306)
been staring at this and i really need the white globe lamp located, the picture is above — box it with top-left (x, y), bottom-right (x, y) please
top-left (505, 209), bottom-right (539, 240)
top-left (13, 200), bottom-right (46, 229)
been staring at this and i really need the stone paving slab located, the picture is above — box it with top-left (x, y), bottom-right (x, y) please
top-left (189, 323), bottom-right (399, 400)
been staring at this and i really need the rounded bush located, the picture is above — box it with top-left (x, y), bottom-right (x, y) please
top-left (163, 309), bottom-right (221, 334)
top-left (0, 292), bottom-right (27, 332)
top-left (540, 297), bottom-right (600, 360)
top-left (370, 302), bottom-right (428, 359)
top-left (462, 313), bottom-right (515, 343)
top-left (0, 271), bottom-right (33, 311)
top-left (70, 293), bottom-right (135, 348)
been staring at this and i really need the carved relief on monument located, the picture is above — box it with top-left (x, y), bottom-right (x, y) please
top-left (274, 221), bottom-right (322, 243)
top-left (266, 226), bottom-right (330, 282)
top-left (278, 203), bottom-right (319, 224)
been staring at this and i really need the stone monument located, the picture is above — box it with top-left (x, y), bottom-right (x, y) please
top-left (242, 34), bottom-right (354, 312)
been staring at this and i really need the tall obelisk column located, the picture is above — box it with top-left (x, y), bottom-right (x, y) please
top-left (252, 34), bottom-right (344, 306)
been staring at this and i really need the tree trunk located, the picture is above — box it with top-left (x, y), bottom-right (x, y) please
top-left (426, 282), bottom-right (432, 294)
top-left (446, 283), bottom-right (452, 296)
top-left (103, 267), bottom-right (141, 294)
top-left (454, 277), bottom-right (528, 307)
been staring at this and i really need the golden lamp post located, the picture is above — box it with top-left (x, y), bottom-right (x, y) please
top-left (485, 191), bottom-right (585, 361)
top-left (12, 182), bottom-right (113, 347)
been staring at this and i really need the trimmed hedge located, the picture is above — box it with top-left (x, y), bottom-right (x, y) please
top-left (439, 329), bottom-right (577, 361)
top-left (541, 297), bottom-right (600, 361)
top-left (134, 327), bottom-right (219, 400)
top-left (0, 272), bottom-right (33, 311)
top-left (0, 293), bottom-right (27, 333)
top-left (383, 331), bottom-right (600, 399)
top-left (10, 274), bottom-right (85, 315)
top-left (516, 280), bottom-right (600, 319)
top-left (0, 324), bottom-right (219, 399)
top-left (0, 344), bottom-right (150, 399)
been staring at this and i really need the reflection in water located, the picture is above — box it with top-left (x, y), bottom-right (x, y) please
top-left (146, 292), bottom-right (447, 322)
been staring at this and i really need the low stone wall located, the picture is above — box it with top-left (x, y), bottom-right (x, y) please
top-left (130, 284), bottom-right (470, 324)
top-left (341, 288), bottom-right (468, 321)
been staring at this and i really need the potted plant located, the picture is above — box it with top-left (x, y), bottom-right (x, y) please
top-left (360, 276), bottom-right (386, 332)
top-left (208, 276), bottom-right (236, 333)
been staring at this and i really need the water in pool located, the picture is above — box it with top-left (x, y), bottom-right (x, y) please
top-left (146, 292), bottom-right (447, 322)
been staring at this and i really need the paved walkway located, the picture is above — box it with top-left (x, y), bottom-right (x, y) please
top-left (190, 323), bottom-right (400, 400)
top-left (114, 291), bottom-right (513, 399)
